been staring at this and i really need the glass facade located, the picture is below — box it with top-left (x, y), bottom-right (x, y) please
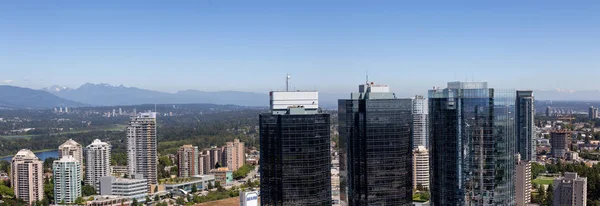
top-left (516, 91), bottom-right (535, 161)
top-left (339, 98), bottom-right (413, 206)
top-left (259, 113), bottom-right (332, 206)
top-left (429, 83), bottom-right (516, 206)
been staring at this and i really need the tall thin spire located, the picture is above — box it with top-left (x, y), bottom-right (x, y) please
top-left (286, 74), bottom-right (291, 91)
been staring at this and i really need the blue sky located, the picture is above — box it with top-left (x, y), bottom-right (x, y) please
top-left (1, 1), bottom-right (599, 95)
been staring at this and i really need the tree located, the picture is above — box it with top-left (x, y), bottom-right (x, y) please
top-left (82, 184), bottom-right (96, 196)
top-left (191, 184), bottom-right (198, 193)
top-left (145, 196), bottom-right (151, 203)
top-left (176, 197), bottom-right (185, 205)
top-left (75, 196), bottom-right (85, 205)
top-left (215, 162), bottom-right (221, 168)
top-left (531, 162), bottom-right (546, 179)
top-left (154, 185), bottom-right (158, 193)
top-left (207, 182), bottom-right (214, 190)
top-left (154, 195), bottom-right (160, 202)
top-left (132, 198), bottom-right (138, 206)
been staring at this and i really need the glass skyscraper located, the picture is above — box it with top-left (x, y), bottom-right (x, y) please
top-left (259, 91), bottom-right (331, 206)
top-left (339, 83), bottom-right (413, 206)
top-left (429, 82), bottom-right (516, 205)
top-left (516, 90), bottom-right (535, 161)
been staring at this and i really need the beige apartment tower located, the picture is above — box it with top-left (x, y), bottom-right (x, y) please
top-left (127, 112), bottom-right (158, 186)
top-left (553, 172), bottom-right (587, 206)
top-left (11, 149), bottom-right (44, 204)
top-left (58, 139), bottom-right (84, 180)
top-left (516, 158), bottom-right (531, 206)
top-left (223, 139), bottom-right (245, 171)
top-left (85, 139), bottom-right (111, 190)
top-left (177, 145), bottom-right (199, 177)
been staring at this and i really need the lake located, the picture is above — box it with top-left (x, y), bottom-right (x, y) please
top-left (1, 150), bottom-right (59, 161)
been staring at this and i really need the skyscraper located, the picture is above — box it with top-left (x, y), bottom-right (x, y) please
top-left (412, 95), bottom-right (429, 148)
top-left (127, 112), bottom-right (158, 186)
top-left (58, 139), bottom-right (84, 180)
top-left (590, 106), bottom-right (598, 119)
top-left (516, 155), bottom-right (531, 206)
top-left (11, 149), bottom-right (44, 204)
top-left (546, 106), bottom-right (551, 117)
top-left (553, 172), bottom-right (587, 206)
top-left (413, 146), bottom-right (430, 191)
top-left (199, 151), bottom-right (211, 175)
top-left (551, 130), bottom-right (569, 158)
top-left (85, 139), bottom-right (111, 190)
top-left (516, 90), bottom-right (535, 161)
top-left (429, 82), bottom-right (517, 205)
top-left (54, 155), bottom-right (82, 204)
top-left (339, 83), bottom-right (413, 205)
top-left (177, 145), bottom-right (199, 178)
top-left (209, 146), bottom-right (221, 169)
top-left (223, 139), bottom-right (245, 171)
top-left (260, 91), bottom-right (331, 206)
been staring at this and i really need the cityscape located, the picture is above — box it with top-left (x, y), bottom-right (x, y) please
top-left (2, 1), bottom-right (600, 206)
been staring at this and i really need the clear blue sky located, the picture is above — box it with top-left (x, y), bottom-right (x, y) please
top-left (1, 1), bottom-right (599, 95)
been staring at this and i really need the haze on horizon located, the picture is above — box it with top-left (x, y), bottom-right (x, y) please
top-left (1, 1), bottom-right (599, 95)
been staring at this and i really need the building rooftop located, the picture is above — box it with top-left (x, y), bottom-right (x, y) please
top-left (14, 149), bottom-right (38, 160)
top-left (56, 155), bottom-right (78, 163)
top-left (88, 139), bottom-right (109, 147)
top-left (60, 139), bottom-right (81, 148)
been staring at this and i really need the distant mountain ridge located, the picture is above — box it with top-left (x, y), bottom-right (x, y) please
top-left (44, 83), bottom-right (270, 106)
top-left (0, 85), bottom-right (85, 109)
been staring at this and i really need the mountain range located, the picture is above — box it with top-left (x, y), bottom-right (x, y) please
top-left (1, 83), bottom-right (599, 109)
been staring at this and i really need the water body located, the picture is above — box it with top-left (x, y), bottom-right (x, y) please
top-left (1, 150), bottom-right (59, 162)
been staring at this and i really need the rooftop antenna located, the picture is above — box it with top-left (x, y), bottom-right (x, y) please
top-left (366, 70), bottom-right (369, 85)
top-left (286, 73), bottom-right (291, 91)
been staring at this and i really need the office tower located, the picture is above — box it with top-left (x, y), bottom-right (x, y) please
top-left (516, 155), bottom-right (531, 206)
top-left (590, 106), bottom-right (599, 119)
top-left (546, 106), bottom-right (551, 117)
top-left (99, 175), bottom-right (148, 201)
top-left (260, 91), bottom-right (331, 206)
top-left (127, 112), bottom-right (158, 186)
top-left (177, 145), bottom-right (199, 178)
top-left (413, 146), bottom-right (430, 191)
top-left (339, 83), bottom-right (413, 205)
top-left (516, 91), bottom-right (535, 161)
top-left (223, 139), bottom-right (245, 171)
top-left (429, 82), bottom-right (516, 205)
top-left (209, 146), bottom-right (221, 169)
top-left (112, 109), bottom-right (116, 117)
top-left (551, 130), bottom-right (569, 158)
top-left (553, 172), bottom-right (587, 206)
top-left (59, 107), bottom-right (63, 113)
top-left (65, 107), bottom-right (69, 113)
top-left (58, 139), bottom-right (84, 180)
top-left (53, 155), bottom-right (82, 204)
top-left (85, 139), bottom-right (111, 190)
top-left (412, 95), bottom-right (428, 148)
top-left (11, 149), bottom-right (44, 204)
top-left (119, 108), bottom-right (123, 115)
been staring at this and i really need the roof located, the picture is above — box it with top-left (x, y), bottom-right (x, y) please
top-left (14, 149), bottom-right (38, 160)
top-left (59, 139), bottom-right (81, 148)
top-left (88, 139), bottom-right (109, 147)
top-left (55, 155), bottom-right (78, 163)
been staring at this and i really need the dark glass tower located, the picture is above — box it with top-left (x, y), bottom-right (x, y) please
top-left (516, 90), bottom-right (535, 161)
top-left (429, 82), bottom-right (516, 205)
top-left (259, 91), bottom-right (331, 206)
top-left (339, 83), bottom-right (413, 206)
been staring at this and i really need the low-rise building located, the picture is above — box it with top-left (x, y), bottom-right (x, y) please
top-left (210, 167), bottom-right (233, 186)
top-left (99, 175), bottom-right (148, 202)
top-left (110, 166), bottom-right (128, 177)
top-left (163, 175), bottom-right (215, 192)
top-left (85, 195), bottom-right (132, 206)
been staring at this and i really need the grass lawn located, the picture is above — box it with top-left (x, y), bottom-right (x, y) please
top-left (532, 176), bottom-right (554, 185)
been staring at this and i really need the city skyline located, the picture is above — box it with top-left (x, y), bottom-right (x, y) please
top-left (2, 1), bottom-right (600, 94)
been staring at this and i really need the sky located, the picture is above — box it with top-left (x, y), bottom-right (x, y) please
top-left (1, 1), bottom-right (600, 96)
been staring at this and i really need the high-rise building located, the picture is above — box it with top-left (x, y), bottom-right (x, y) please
top-left (11, 149), bottom-right (44, 204)
top-left (551, 130), bottom-right (569, 158)
top-left (223, 139), bottom-right (245, 171)
top-left (429, 82), bottom-right (517, 205)
top-left (516, 90), bottom-right (535, 161)
top-left (177, 145), bottom-right (199, 178)
top-left (199, 151), bottom-right (211, 175)
top-left (85, 139), bottom-right (111, 190)
top-left (260, 91), bottom-right (331, 206)
top-left (209, 146), bottom-right (221, 169)
top-left (127, 112), bottom-right (158, 186)
top-left (516, 156), bottom-right (531, 206)
top-left (339, 83), bottom-right (413, 205)
top-left (590, 106), bottom-right (598, 119)
top-left (413, 146), bottom-right (429, 191)
top-left (58, 139), bottom-right (84, 180)
top-left (119, 108), bottom-right (123, 115)
top-left (546, 106), bottom-right (552, 117)
top-left (412, 95), bottom-right (428, 148)
top-left (553, 172), bottom-right (587, 206)
top-left (53, 155), bottom-right (82, 204)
